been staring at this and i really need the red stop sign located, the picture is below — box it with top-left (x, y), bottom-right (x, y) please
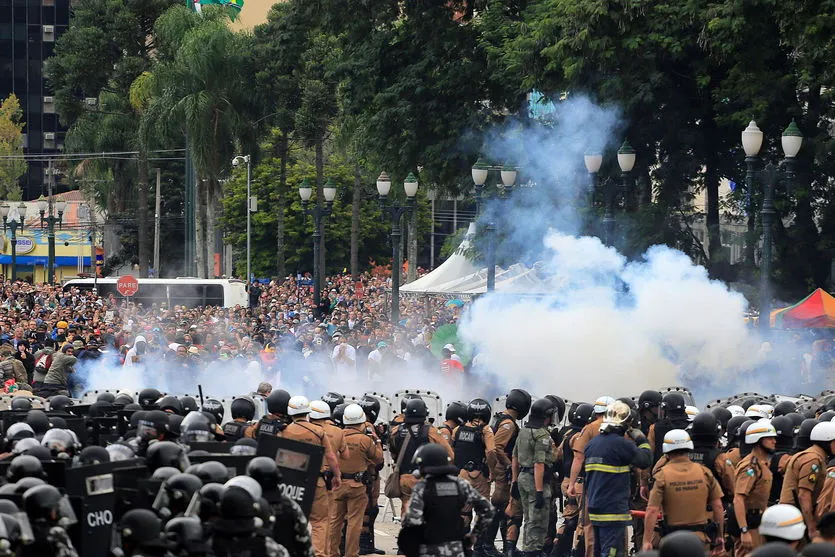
top-left (117, 275), bottom-right (139, 297)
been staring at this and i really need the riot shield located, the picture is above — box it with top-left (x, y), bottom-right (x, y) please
top-left (393, 389), bottom-right (443, 425)
top-left (256, 436), bottom-right (324, 516)
top-left (364, 391), bottom-right (393, 424)
top-left (185, 442), bottom-right (231, 454)
top-left (186, 454), bottom-right (254, 478)
top-left (65, 461), bottom-right (125, 557)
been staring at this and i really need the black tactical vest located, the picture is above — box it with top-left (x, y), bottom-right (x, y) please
top-left (453, 424), bottom-right (487, 474)
top-left (561, 428), bottom-right (581, 478)
top-left (422, 477), bottom-right (467, 545)
top-left (769, 451), bottom-right (791, 504)
top-left (491, 413), bottom-right (519, 458)
top-left (652, 417), bottom-right (690, 462)
top-left (223, 421), bottom-right (249, 442)
top-left (394, 425), bottom-right (430, 473)
top-left (690, 446), bottom-right (721, 483)
top-left (256, 416), bottom-right (286, 439)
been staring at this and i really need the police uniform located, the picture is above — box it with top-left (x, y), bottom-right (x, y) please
top-left (513, 424), bottom-right (557, 552)
top-left (554, 426), bottom-right (582, 556)
top-left (733, 451), bottom-right (773, 554)
top-left (814, 458), bottom-right (835, 521)
top-left (246, 413), bottom-right (287, 439)
top-left (646, 459), bottom-right (724, 548)
top-left (779, 444), bottom-right (826, 508)
top-left (329, 424), bottom-right (383, 557)
top-left (390, 423), bottom-right (454, 515)
top-left (223, 417), bottom-right (253, 442)
top-left (360, 420), bottom-right (384, 554)
top-left (438, 420), bottom-right (458, 445)
top-left (401, 475), bottom-right (495, 557)
top-left (572, 416), bottom-right (603, 557)
top-left (282, 419), bottom-right (337, 557)
top-left (491, 412), bottom-right (521, 547)
top-left (452, 420), bottom-right (496, 527)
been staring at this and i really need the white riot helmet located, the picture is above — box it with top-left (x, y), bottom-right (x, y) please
top-left (759, 504), bottom-right (806, 541)
top-left (343, 404), bottom-right (366, 426)
top-left (662, 429), bottom-right (694, 454)
top-left (745, 420), bottom-right (777, 444)
top-left (685, 406), bottom-right (700, 422)
top-left (593, 396), bottom-right (615, 415)
top-left (759, 404), bottom-right (774, 418)
top-left (287, 396), bottom-right (311, 416)
top-left (309, 400), bottom-right (331, 420)
top-left (745, 405), bottom-right (769, 419)
top-left (727, 405), bottom-right (745, 417)
top-left (810, 422), bottom-right (835, 442)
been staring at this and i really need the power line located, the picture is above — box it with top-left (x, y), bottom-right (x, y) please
top-left (0, 149), bottom-right (186, 161)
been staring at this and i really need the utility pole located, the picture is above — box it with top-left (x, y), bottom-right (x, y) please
top-left (154, 168), bottom-right (161, 275)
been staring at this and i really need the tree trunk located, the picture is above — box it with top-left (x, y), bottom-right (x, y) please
top-left (195, 179), bottom-right (207, 279)
top-left (703, 112), bottom-right (724, 277)
top-left (351, 164), bottom-right (361, 280)
top-left (275, 132), bottom-right (288, 279)
top-left (206, 180), bottom-right (218, 278)
top-left (315, 138), bottom-right (326, 278)
top-left (137, 152), bottom-right (150, 278)
top-left (407, 208), bottom-right (417, 283)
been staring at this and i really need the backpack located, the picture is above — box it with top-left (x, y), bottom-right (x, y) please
top-left (34, 353), bottom-right (52, 374)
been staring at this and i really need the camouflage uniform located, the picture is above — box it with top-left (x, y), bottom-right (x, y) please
top-left (269, 491), bottom-right (315, 557)
top-left (513, 426), bottom-right (557, 552)
top-left (402, 475), bottom-right (495, 557)
top-left (265, 537), bottom-right (291, 557)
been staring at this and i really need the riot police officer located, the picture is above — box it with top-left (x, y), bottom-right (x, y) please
top-left (116, 508), bottom-right (170, 557)
top-left (20, 484), bottom-right (78, 557)
top-left (689, 412), bottom-right (735, 495)
top-left (733, 420), bottom-right (777, 554)
top-left (357, 394), bottom-right (385, 555)
top-left (212, 482), bottom-right (289, 557)
top-left (440, 401), bottom-right (467, 444)
top-left (637, 391), bottom-right (662, 435)
top-left (509, 398), bottom-right (557, 557)
top-left (768, 415), bottom-right (796, 505)
top-left (485, 388), bottom-right (530, 557)
top-left (553, 402), bottom-right (593, 557)
top-left (224, 397), bottom-right (257, 442)
top-left (398, 444), bottom-right (495, 557)
top-left (453, 398), bottom-right (498, 557)
top-left (246, 389), bottom-right (291, 439)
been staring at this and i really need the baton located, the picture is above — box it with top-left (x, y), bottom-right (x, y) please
top-left (198, 384), bottom-right (204, 407)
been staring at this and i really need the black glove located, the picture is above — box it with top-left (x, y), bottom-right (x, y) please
top-left (627, 428), bottom-right (648, 446)
top-left (510, 482), bottom-right (520, 500)
top-left (535, 491), bottom-right (545, 509)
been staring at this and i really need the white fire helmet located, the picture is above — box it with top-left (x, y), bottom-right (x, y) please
top-left (810, 422), bottom-right (835, 443)
top-left (343, 404), bottom-right (367, 426)
top-left (727, 405), bottom-right (745, 417)
top-left (593, 396), bottom-right (615, 415)
top-left (745, 405), bottom-right (769, 419)
top-left (745, 420), bottom-right (777, 444)
top-left (662, 429), bottom-right (694, 454)
top-left (309, 400), bottom-right (331, 420)
top-left (287, 396), bottom-right (311, 416)
top-left (685, 406), bottom-right (700, 421)
top-left (759, 504), bottom-right (806, 541)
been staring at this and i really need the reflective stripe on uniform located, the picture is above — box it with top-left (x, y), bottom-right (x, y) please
top-left (585, 463), bottom-right (630, 473)
top-left (588, 513), bottom-right (631, 522)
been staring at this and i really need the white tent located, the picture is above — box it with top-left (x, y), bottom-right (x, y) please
top-left (400, 223), bottom-right (479, 294)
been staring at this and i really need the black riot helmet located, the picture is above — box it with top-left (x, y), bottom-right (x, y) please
top-left (48, 395), bottom-right (73, 412)
top-left (689, 413), bottom-right (720, 444)
top-left (400, 393), bottom-right (422, 413)
top-left (25, 411), bottom-right (49, 435)
top-left (266, 389), bottom-right (290, 415)
top-left (230, 397), bottom-right (256, 421)
top-left (246, 456), bottom-right (282, 491)
top-left (638, 390), bottom-right (663, 410)
top-left (412, 443), bottom-right (456, 476)
top-left (219, 485), bottom-right (258, 524)
top-left (444, 401), bottom-right (467, 425)
top-left (164, 517), bottom-right (204, 554)
top-left (546, 395), bottom-right (567, 424)
top-left (114, 393), bottom-right (135, 407)
top-left (118, 508), bottom-right (164, 549)
top-left (773, 401), bottom-right (797, 417)
top-left (725, 415), bottom-right (748, 447)
top-left (146, 441), bottom-right (190, 473)
top-left (797, 419), bottom-right (819, 451)
top-left (187, 483), bottom-right (224, 521)
top-left (322, 392), bottom-right (345, 412)
top-left (527, 398), bottom-right (555, 428)
top-left (658, 531), bottom-right (707, 557)
top-left (770, 415), bottom-right (795, 452)
top-left (786, 413), bottom-right (804, 429)
top-left (77, 446), bottom-right (110, 466)
top-left (10, 398), bottom-right (32, 412)
top-left (571, 403), bottom-right (595, 428)
top-left (138, 389), bottom-right (163, 410)
top-left (358, 395), bottom-right (381, 424)
top-left (403, 398), bottom-right (428, 424)
top-left (152, 467), bottom-right (180, 481)
top-left (41, 429), bottom-right (77, 458)
top-left (21, 484), bottom-right (67, 521)
top-left (154, 473), bottom-right (202, 517)
top-left (180, 396), bottom-right (199, 414)
top-left (661, 393), bottom-right (687, 417)
top-left (505, 389), bottom-right (532, 419)
top-left (7, 455), bottom-right (45, 482)
top-left (710, 407), bottom-right (733, 432)
top-left (96, 392), bottom-right (116, 404)
top-left (466, 399), bottom-right (492, 423)
top-left (195, 461), bottom-right (229, 485)
top-left (332, 403), bottom-right (348, 427)
top-left (158, 396), bottom-right (184, 416)
top-left (200, 399), bottom-right (224, 423)
top-left (88, 401), bottom-right (112, 418)
top-left (737, 419), bottom-right (756, 455)
top-left (820, 411), bottom-right (835, 422)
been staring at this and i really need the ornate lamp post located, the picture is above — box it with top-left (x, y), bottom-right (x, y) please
top-left (471, 159), bottom-right (516, 292)
top-left (377, 171), bottom-right (418, 323)
top-left (1, 203), bottom-right (26, 281)
top-left (299, 178), bottom-right (337, 313)
top-left (38, 196), bottom-right (66, 284)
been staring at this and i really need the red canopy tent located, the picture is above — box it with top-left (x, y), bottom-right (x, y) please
top-left (773, 288), bottom-right (835, 328)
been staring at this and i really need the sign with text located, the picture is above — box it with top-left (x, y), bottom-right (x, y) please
top-left (116, 275), bottom-right (138, 297)
top-left (257, 436), bottom-right (324, 515)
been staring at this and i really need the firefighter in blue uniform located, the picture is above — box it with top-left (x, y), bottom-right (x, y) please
top-left (398, 444), bottom-right (495, 557)
top-left (583, 400), bottom-right (652, 557)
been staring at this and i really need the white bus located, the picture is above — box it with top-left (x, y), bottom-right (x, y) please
top-left (62, 278), bottom-right (249, 308)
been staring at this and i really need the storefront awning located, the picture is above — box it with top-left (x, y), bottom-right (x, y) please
top-left (0, 256), bottom-right (91, 266)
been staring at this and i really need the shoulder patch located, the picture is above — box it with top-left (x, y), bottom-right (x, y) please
top-left (726, 459), bottom-right (733, 467)
top-left (809, 474), bottom-right (818, 484)
top-left (503, 423), bottom-right (512, 430)
top-left (828, 470), bottom-right (835, 479)
top-left (812, 464), bottom-right (820, 472)
top-left (746, 468), bottom-right (755, 477)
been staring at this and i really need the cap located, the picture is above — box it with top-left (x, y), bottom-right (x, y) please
top-left (56, 321), bottom-right (68, 329)
top-left (443, 343), bottom-right (456, 352)
top-left (376, 342), bottom-right (387, 349)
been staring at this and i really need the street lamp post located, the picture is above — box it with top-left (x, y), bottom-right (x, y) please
top-left (299, 177), bottom-right (337, 313)
top-left (377, 171), bottom-right (418, 324)
top-left (740, 119), bottom-right (803, 331)
top-left (584, 152), bottom-right (603, 210)
top-left (38, 196), bottom-right (66, 284)
top-left (0, 203), bottom-right (25, 281)
top-left (471, 159), bottom-right (516, 292)
top-left (232, 155), bottom-right (252, 285)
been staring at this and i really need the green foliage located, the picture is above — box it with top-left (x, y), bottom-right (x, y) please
top-left (0, 95), bottom-right (26, 200)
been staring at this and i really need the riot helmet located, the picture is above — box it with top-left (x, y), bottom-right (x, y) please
top-left (466, 399), bottom-right (492, 423)
top-left (41, 429), bottom-right (77, 458)
top-left (47, 396), bottom-right (73, 412)
top-left (195, 461), bottom-right (229, 485)
top-left (246, 457), bottom-right (282, 491)
top-left (180, 396), bottom-right (199, 414)
top-left (164, 517), bottom-right (205, 555)
top-left (153, 473), bottom-right (203, 519)
top-left (412, 443), bottom-right (456, 476)
top-left (76, 446), bottom-right (109, 466)
top-left (6, 456), bottom-right (44, 483)
top-left (546, 395), bottom-right (567, 423)
top-left (230, 397), bottom-right (256, 421)
top-left (322, 392), bottom-right (345, 412)
top-left (200, 399), bottom-right (224, 424)
top-left (527, 398), bottom-right (555, 429)
top-left (152, 467), bottom-right (180, 481)
top-left (25, 411), bottom-right (50, 435)
top-left (638, 390), bottom-right (662, 410)
top-left (444, 401), bottom-right (467, 425)
top-left (10, 398), bottom-right (31, 412)
top-left (773, 401), bottom-right (797, 417)
top-left (571, 403), bottom-right (595, 428)
top-left (118, 509), bottom-right (166, 551)
top-left (332, 403), bottom-right (348, 427)
top-left (400, 393), bottom-right (422, 413)
top-left (797, 419), bottom-right (819, 451)
top-left (146, 441), bottom-right (190, 472)
top-left (358, 395), bottom-right (381, 424)
top-left (661, 393), bottom-right (686, 417)
top-left (403, 398), bottom-right (428, 424)
top-left (22, 484), bottom-right (75, 526)
top-left (505, 389), bottom-right (532, 418)
top-left (658, 531), bottom-right (707, 557)
top-left (689, 413), bottom-right (720, 445)
top-left (710, 407), bottom-right (733, 432)
top-left (96, 392), bottom-right (116, 404)
top-left (138, 388), bottom-right (163, 410)
top-left (158, 396), bottom-right (184, 416)
top-left (770, 416), bottom-right (796, 452)
top-left (230, 438), bottom-right (257, 456)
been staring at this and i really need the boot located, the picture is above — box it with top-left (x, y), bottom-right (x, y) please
top-left (368, 525), bottom-right (385, 555)
top-left (504, 540), bottom-right (519, 557)
top-left (481, 540), bottom-right (503, 557)
top-left (358, 531), bottom-right (375, 555)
